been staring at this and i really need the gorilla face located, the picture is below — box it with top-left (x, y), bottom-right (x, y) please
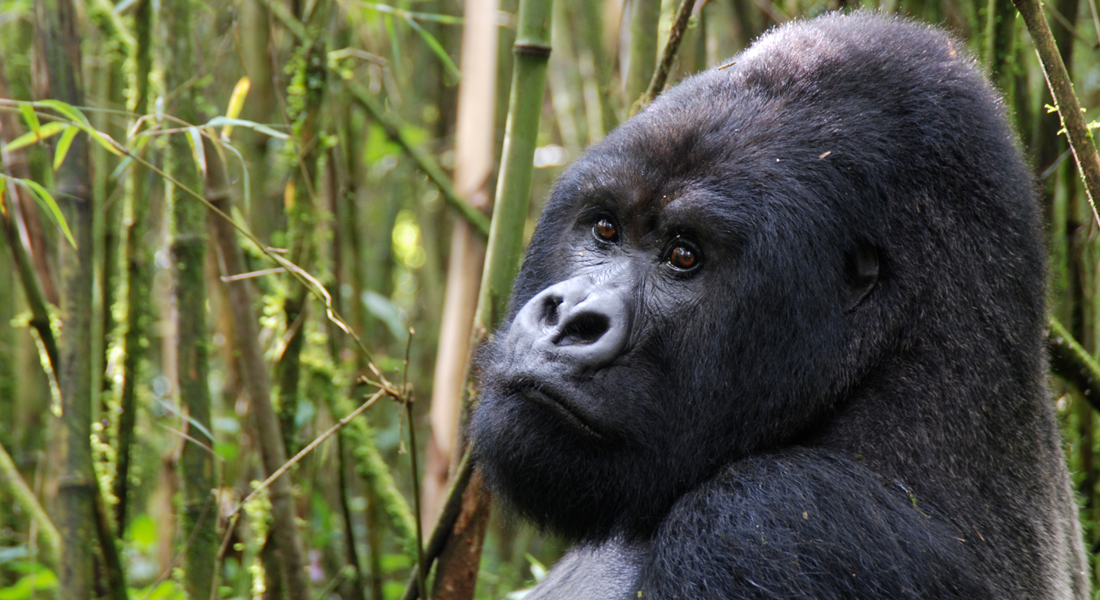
top-left (471, 111), bottom-right (882, 541)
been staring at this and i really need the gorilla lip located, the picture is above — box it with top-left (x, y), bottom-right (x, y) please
top-left (510, 380), bottom-right (605, 440)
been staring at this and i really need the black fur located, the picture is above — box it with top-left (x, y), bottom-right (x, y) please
top-left (470, 12), bottom-right (1088, 599)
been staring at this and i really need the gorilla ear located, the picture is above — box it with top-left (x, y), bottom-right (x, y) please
top-left (843, 239), bottom-right (879, 311)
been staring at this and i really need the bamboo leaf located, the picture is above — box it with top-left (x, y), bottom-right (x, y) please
top-left (87, 129), bottom-right (124, 157)
top-left (222, 77), bottom-right (251, 140)
top-left (19, 179), bottom-right (76, 248)
top-left (187, 126), bottom-right (207, 178)
top-left (204, 116), bottom-right (289, 140)
top-left (5, 122), bottom-right (67, 152)
top-left (35, 99), bottom-right (88, 127)
top-left (53, 125), bottom-right (80, 171)
top-left (19, 104), bottom-right (41, 133)
top-left (406, 18), bottom-right (461, 82)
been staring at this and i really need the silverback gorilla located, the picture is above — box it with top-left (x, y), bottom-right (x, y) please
top-left (469, 12), bottom-right (1089, 599)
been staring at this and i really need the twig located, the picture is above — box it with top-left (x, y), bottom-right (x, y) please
top-left (228, 388), bottom-right (386, 518)
top-left (347, 83), bottom-right (491, 236)
top-left (0, 441), bottom-right (59, 567)
top-left (1014, 0), bottom-right (1100, 227)
top-left (400, 448), bottom-right (476, 600)
top-left (1049, 317), bottom-right (1100, 410)
top-left (403, 329), bottom-right (428, 598)
top-left (640, 0), bottom-right (697, 108)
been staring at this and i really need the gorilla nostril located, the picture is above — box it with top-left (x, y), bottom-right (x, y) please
top-left (555, 312), bottom-right (611, 346)
top-left (542, 297), bottom-right (563, 326)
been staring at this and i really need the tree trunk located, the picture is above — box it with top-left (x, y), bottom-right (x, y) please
top-left (163, 0), bottom-right (218, 595)
top-left (37, 0), bottom-right (96, 597)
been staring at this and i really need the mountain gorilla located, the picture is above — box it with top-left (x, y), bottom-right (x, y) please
top-left (469, 12), bottom-right (1088, 599)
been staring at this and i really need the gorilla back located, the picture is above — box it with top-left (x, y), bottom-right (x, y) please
top-left (470, 12), bottom-right (1088, 599)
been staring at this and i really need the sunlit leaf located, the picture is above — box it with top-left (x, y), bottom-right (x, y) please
top-left (187, 126), bottom-right (207, 178)
top-left (53, 125), bottom-right (79, 171)
top-left (87, 128), bottom-right (124, 157)
top-left (222, 76), bottom-right (251, 140)
top-left (19, 103), bottom-right (40, 133)
top-left (0, 177), bottom-right (7, 217)
top-left (20, 179), bottom-right (76, 248)
top-left (5, 121), bottom-right (67, 152)
top-left (35, 99), bottom-right (88, 127)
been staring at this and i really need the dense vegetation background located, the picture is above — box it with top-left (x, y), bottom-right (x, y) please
top-left (2, 0), bottom-right (1100, 598)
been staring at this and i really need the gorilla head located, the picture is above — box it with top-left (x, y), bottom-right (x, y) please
top-left (469, 15), bottom-right (1083, 597)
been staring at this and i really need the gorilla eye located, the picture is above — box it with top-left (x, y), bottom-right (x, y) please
top-left (668, 243), bottom-right (699, 271)
top-left (593, 218), bottom-right (619, 243)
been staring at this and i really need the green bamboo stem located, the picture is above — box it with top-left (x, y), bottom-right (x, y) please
top-left (473, 1), bottom-right (553, 332)
top-left (274, 0), bottom-right (328, 459)
top-left (0, 172), bottom-right (60, 377)
top-left (625, 0), bottom-right (661, 115)
top-left (0, 59), bottom-right (60, 377)
top-left (1050, 317), bottom-right (1100, 411)
top-left (37, 0), bottom-right (96, 596)
top-left (0, 441), bottom-right (59, 568)
top-left (413, 1), bottom-right (554, 598)
top-left (113, 0), bottom-right (154, 531)
top-left (204, 137), bottom-right (312, 600)
top-left (163, 0), bottom-right (218, 596)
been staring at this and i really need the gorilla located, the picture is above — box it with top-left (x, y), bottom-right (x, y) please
top-left (469, 12), bottom-right (1089, 599)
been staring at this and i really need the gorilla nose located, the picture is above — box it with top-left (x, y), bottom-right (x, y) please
top-left (509, 274), bottom-right (632, 372)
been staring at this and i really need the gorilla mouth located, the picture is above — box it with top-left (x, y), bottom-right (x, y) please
top-left (510, 379), bottom-right (605, 440)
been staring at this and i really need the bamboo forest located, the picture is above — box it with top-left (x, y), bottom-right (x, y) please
top-left (4, 0), bottom-right (1100, 598)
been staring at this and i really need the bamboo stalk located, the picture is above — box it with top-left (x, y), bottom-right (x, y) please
top-left (0, 63), bottom-right (60, 375)
top-left (274, 0), bottom-right (329, 459)
top-left (163, 0), bottom-right (218, 595)
top-left (114, 0), bottom-right (155, 531)
top-left (420, 1), bottom-right (555, 598)
top-left (37, 0), bottom-right (97, 597)
top-left (1021, 0), bottom-right (1082, 227)
top-left (205, 137), bottom-right (312, 600)
top-left (423, 0), bottom-right (499, 534)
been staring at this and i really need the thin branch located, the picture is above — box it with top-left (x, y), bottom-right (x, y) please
top-left (347, 83), bottom-right (491, 236)
top-left (228, 389), bottom-right (386, 518)
top-left (1049, 317), bottom-right (1100, 410)
top-left (1015, 0), bottom-right (1100, 226)
top-left (400, 448), bottom-right (476, 600)
top-left (640, 0), bottom-right (698, 108)
top-left (0, 441), bottom-right (59, 568)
